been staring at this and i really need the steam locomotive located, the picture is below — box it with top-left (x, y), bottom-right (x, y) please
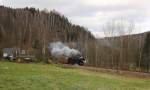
top-left (57, 54), bottom-right (86, 66)
top-left (67, 54), bottom-right (86, 66)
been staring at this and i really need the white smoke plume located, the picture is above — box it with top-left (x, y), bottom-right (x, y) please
top-left (49, 42), bottom-right (81, 59)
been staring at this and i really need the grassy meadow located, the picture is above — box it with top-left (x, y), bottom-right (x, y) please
top-left (0, 61), bottom-right (150, 90)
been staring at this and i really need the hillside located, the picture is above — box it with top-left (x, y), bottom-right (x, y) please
top-left (0, 6), bottom-right (94, 56)
top-left (0, 6), bottom-right (150, 73)
top-left (94, 31), bottom-right (150, 72)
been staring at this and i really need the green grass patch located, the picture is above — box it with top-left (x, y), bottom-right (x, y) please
top-left (0, 61), bottom-right (150, 90)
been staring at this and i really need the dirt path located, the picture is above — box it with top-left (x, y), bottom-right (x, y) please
top-left (59, 64), bottom-right (150, 78)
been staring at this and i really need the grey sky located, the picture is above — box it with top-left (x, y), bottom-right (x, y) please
top-left (1, 0), bottom-right (150, 38)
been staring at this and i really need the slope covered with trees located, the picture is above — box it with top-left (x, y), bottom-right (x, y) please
top-left (91, 32), bottom-right (150, 72)
top-left (0, 6), bottom-right (94, 60)
top-left (0, 6), bottom-right (150, 73)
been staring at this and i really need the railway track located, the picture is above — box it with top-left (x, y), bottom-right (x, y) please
top-left (58, 64), bottom-right (150, 78)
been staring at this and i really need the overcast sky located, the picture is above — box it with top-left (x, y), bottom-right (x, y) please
top-left (0, 0), bottom-right (150, 38)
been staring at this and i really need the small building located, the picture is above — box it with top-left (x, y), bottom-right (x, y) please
top-left (3, 48), bottom-right (19, 60)
top-left (2, 48), bottom-right (36, 62)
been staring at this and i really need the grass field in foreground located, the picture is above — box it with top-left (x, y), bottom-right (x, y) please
top-left (0, 61), bottom-right (150, 90)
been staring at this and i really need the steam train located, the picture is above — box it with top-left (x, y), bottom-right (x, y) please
top-left (58, 54), bottom-right (86, 66)
top-left (67, 55), bottom-right (86, 66)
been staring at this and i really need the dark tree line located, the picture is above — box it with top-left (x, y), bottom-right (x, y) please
top-left (91, 32), bottom-right (150, 73)
top-left (0, 6), bottom-right (94, 60)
